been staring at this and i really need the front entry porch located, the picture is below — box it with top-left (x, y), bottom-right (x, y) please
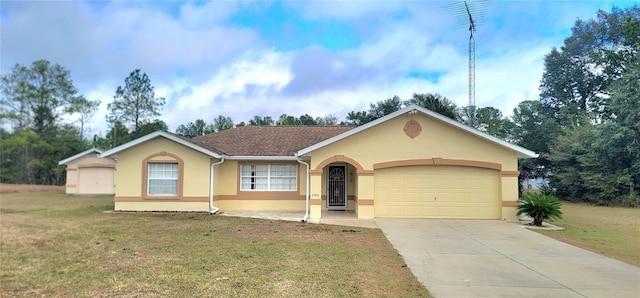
top-left (308, 157), bottom-right (376, 220)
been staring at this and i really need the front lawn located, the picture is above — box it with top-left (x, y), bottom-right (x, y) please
top-left (535, 202), bottom-right (640, 266)
top-left (0, 192), bottom-right (430, 297)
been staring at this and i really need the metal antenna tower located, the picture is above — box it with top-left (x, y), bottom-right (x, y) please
top-left (443, 0), bottom-right (490, 127)
top-left (465, 1), bottom-right (476, 127)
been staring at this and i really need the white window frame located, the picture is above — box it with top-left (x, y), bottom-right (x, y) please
top-left (240, 164), bottom-right (297, 192)
top-left (147, 163), bottom-right (179, 196)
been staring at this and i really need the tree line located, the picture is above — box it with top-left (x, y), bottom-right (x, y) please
top-left (1, 5), bottom-right (637, 206)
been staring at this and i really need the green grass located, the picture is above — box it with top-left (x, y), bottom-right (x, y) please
top-left (535, 202), bottom-right (640, 266)
top-left (0, 192), bottom-right (431, 297)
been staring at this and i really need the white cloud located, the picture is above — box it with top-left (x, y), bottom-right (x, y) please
top-left (4, 0), bottom-right (630, 137)
top-left (158, 49), bottom-right (293, 129)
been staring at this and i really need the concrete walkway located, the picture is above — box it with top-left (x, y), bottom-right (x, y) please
top-left (220, 210), bottom-right (379, 229)
top-left (375, 219), bottom-right (640, 298)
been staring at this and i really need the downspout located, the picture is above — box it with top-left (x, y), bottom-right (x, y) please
top-left (209, 157), bottom-right (225, 214)
top-left (295, 153), bottom-right (310, 223)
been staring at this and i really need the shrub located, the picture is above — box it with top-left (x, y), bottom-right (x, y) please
top-left (517, 193), bottom-right (563, 226)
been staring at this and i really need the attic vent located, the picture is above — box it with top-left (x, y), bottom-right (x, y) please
top-left (404, 120), bottom-right (422, 139)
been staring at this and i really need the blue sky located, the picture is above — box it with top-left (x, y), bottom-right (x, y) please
top-left (1, 0), bottom-right (636, 136)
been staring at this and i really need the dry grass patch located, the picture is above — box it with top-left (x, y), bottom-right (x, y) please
top-left (0, 192), bottom-right (430, 297)
top-left (0, 184), bottom-right (64, 193)
top-left (535, 202), bottom-right (640, 266)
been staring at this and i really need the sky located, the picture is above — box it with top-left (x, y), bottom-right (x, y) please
top-left (1, 0), bottom-right (636, 136)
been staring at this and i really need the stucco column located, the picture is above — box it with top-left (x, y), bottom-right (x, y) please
top-left (501, 173), bottom-right (520, 222)
top-left (356, 173), bottom-right (375, 219)
top-left (309, 173), bottom-right (323, 220)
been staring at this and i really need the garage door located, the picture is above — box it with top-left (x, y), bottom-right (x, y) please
top-left (78, 167), bottom-right (114, 195)
top-left (374, 166), bottom-right (500, 218)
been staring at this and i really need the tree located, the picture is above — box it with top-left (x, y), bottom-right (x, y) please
top-left (534, 7), bottom-right (640, 206)
top-left (345, 110), bottom-right (373, 126)
top-left (175, 119), bottom-right (215, 138)
top-left (547, 122), bottom-right (598, 202)
top-left (107, 69), bottom-right (165, 137)
top-left (248, 116), bottom-right (274, 126)
top-left (345, 96), bottom-right (403, 126)
top-left (369, 96), bottom-right (402, 119)
top-left (539, 6), bottom-right (640, 126)
top-left (1, 60), bottom-right (78, 136)
top-left (511, 101), bottom-right (561, 157)
top-left (212, 115), bottom-right (234, 131)
top-left (93, 121), bottom-right (132, 149)
top-left (276, 114), bottom-right (299, 126)
top-left (68, 96), bottom-right (100, 140)
top-left (546, 55), bottom-right (640, 206)
top-left (316, 114), bottom-right (339, 125)
top-left (0, 129), bottom-right (38, 183)
top-left (0, 60), bottom-right (90, 184)
top-left (510, 100), bottom-right (561, 195)
top-left (137, 119), bottom-right (169, 136)
top-left (298, 114), bottom-right (318, 125)
top-left (474, 106), bottom-right (515, 140)
top-left (1, 64), bottom-right (31, 129)
top-left (406, 93), bottom-right (459, 120)
top-left (1, 124), bottom-right (87, 185)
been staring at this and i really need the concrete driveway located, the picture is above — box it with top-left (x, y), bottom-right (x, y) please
top-left (375, 219), bottom-right (640, 298)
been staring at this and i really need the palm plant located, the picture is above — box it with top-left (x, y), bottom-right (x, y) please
top-left (517, 193), bottom-right (563, 226)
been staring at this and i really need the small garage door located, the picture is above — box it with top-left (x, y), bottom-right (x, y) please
top-left (374, 166), bottom-right (500, 218)
top-left (78, 167), bottom-right (115, 195)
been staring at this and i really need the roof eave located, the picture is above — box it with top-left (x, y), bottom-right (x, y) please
top-left (297, 104), bottom-right (539, 158)
top-left (99, 131), bottom-right (222, 159)
top-left (297, 110), bottom-right (405, 156)
top-left (58, 148), bottom-right (103, 165)
top-left (518, 152), bottom-right (539, 159)
top-left (226, 155), bottom-right (298, 161)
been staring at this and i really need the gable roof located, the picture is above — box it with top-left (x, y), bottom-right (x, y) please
top-left (58, 148), bottom-right (104, 165)
top-left (297, 105), bottom-right (538, 158)
top-left (98, 127), bottom-right (352, 160)
top-left (97, 105), bottom-right (536, 160)
top-left (192, 126), bottom-right (353, 156)
top-left (100, 131), bottom-right (223, 159)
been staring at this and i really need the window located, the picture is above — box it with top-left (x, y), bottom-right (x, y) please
top-left (241, 164), bottom-right (297, 191)
top-left (147, 163), bottom-right (178, 196)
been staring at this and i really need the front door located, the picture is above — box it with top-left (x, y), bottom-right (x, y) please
top-left (327, 165), bottom-right (347, 209)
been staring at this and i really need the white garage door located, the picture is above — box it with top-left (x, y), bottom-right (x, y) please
top-left (78, 167), bottom-right (115, 195)
top-left (374, 166), bottom-right (500, 218)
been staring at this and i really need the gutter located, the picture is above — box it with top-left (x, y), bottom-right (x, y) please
top-left (295, 153), bottom-right (310, 223)
top-left (226, 155), bottom-right (299, 161)
top-left (209, 157), bottom-right (225, 214)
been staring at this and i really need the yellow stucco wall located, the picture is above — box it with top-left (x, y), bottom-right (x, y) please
top-left (114, 137), bottom-right (211, 199)
top-left (501, 176), bottom-right (520, 221)
top-left (215, 199), bottom-right (305, 211)
top-left (309, 114), bottom-right (518, 171)
top-left (216, 161), bottom-right (308, 198)
top-left (115, 201), bottom-right (209, 212)
top-left (216, 160), bottom-right (238, 196)
top-left (212, 161), bottom-right (308, 211)
top-left (113, 137), bottom-right (308, 212)
top-left (111, 114), bottom-right (525, 218)
top-left (306, 112), bottom-right (522, 221)
top-left (65, 169), bottom-right (78, 194)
